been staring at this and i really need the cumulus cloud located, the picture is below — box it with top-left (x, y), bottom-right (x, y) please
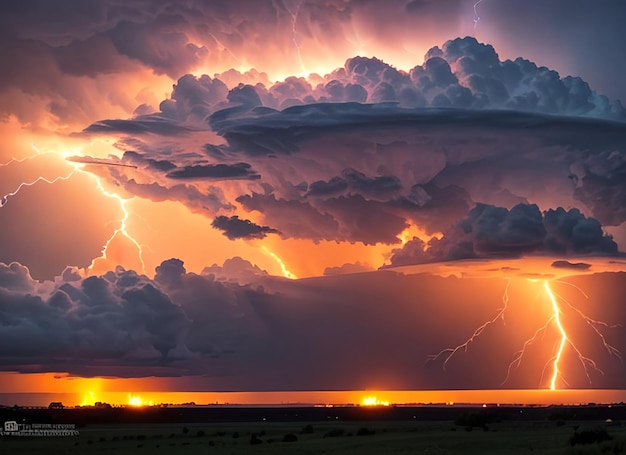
top-left (79, 36), bottom-right (625, 135)
top-left (0, 259), bottom-right (272, 377)
top-left (1, 259), bottom-right (624, 389)
top-left (0, 262), bottom-right (189, 364)
top-left (202, 256), bottom-right (268, 284)
top-left (389, 203), bottom-right (620, 267)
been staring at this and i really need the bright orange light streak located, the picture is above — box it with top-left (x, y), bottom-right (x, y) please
top-left (0, 171), bottom-right (75, 207)
top-left (262, 245), bottom-right (297, 279)
top-left (545, 280), bottom-right (567, 390)
top-left (0, 148), bottom-right (57, 168)
top-left (431, 278), bottom-right (620, 390)
top-left (286, 0), bottom-right (306, 74)
top-left (428, 279), bottom-right (511, 369)
top-left (2, 144), bottom-right (147, 275)
top-left (86, 177), bottom-right (146, 275)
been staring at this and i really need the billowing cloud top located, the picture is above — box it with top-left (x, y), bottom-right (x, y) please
top-left (389, 203), bottom-right (621, 267)
top-left (76, 37), bottom-right (625, 262)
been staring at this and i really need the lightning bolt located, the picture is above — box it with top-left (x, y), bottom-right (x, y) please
top-left (0, 147), bottom-right (72, 207)
top-left (0, 146), bottom-right (146, 275)
top-left (207, 33), bottom-right (243, 67)
top-left (285, 0), bottom-right (306, 74)
top-left (428, 279), bottom-right (511, 369)
top-left (0, 171), bottom-right (74, 208)
top-left (0, 149), bottom-right (57, 168)
top-left (545, 281), bottom-right (567, 390)
top-left (86, 175), bottom-right (146, 275)
top-left (473, 0), bottom-right (485, 35)
top-left (430, 278), bottom-right (621, 390)
top-left (262, 245), bottom-right (297, 279)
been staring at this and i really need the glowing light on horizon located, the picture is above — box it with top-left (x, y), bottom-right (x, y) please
top-left (81, 391), bottom-right (97, 406)
top-left (430, 278), bottom-right (621, 390)
top-left (362, 396), bottom-right (390, 407)
top-left (262, 245), bottom-right (297, 279)
top-left (128, 393), bottom-right (145, 407)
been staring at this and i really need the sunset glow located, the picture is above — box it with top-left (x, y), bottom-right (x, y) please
top-left (362, 396), bottom-right (390, 407)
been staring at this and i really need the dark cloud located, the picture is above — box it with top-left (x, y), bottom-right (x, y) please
top-left (121, 150), bottom-right (176, 172)
top-left (389, 203), bottom-right (620, 267)
top-left (570, 152), bottom-right (626, 226)
top-left (0, 263), bottom-right (189, 363)
top-left (166, 162), bottom-right (260, 180)
top-left (81, 37), bottom-right (626, 137)
top-left (160, 74), bottom-right (230, 121)
top-left (1, 260), bottom-right (624, 389)
top-left (105, 171), bottom-right (235, 215)
top-left (551, 260), bottom-right (591, 270)
top-left (306, 168), bottom-right (401, 199)
top-left (211, 215), bottom-right (279, 240)
top-left (80, 93), bottom-right (626, 246)
top-left (236, 193), bottom-right (340, 242)
top-left (82, 115), bottom-right (193, 135)
top-left (107, 18), bottom-right (207, 78)
top-left (71, 38), bottom-right (626, 249)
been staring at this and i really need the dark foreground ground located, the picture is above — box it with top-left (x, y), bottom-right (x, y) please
top-left (1, 405), bottom-right (626, 454)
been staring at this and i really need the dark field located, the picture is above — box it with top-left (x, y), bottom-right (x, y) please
top-left (2, 405), bottom-right (626, 454)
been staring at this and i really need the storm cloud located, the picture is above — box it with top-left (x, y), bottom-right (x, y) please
top-left (211, 215), bottom-right (279, 240)
top-left (65, 38), bottom-right (624, 253)
top-left (1, 259), bottom-right (624, 390)
top-left (389, 203), bottom-right (621, 267)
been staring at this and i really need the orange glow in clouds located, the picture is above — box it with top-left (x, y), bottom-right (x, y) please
top-left (25, 145), bottom-right (147, 276)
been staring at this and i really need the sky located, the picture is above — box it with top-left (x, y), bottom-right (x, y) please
top-left (0, 0), bottom-right (625, 404)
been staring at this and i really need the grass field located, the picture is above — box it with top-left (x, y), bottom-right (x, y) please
top-left (2, 419), bottom-right (625, 454)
